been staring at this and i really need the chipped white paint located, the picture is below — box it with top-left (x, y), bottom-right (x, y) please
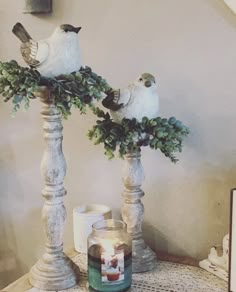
top-left (29, 88), bottom-right (79, 290)
top-left (121, 150), bottom-right (156, 273)
top-left (199, 234), bottom-right (229, 281)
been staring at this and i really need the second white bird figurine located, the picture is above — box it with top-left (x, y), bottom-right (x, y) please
top-left (12, 22), bottom-right (82, 78)
top-left (102, 73), bottom-right (159, 123)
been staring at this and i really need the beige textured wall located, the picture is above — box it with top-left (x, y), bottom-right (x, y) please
top-left (0, 0), bottom-right (236, 287)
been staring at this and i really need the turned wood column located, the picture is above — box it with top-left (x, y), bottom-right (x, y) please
top-left (29, 88), bottom-right (79, 290)
top-left (121, 150), bottom-right (156, 272)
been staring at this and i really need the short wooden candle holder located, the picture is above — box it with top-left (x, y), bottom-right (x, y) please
top-left (121, 150), bottom-right (156, 273)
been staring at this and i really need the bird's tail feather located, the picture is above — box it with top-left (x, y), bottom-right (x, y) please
top-left (12, 22), bottom-right (32, 43)
top-left (102, 90), bottom-right (123, 111)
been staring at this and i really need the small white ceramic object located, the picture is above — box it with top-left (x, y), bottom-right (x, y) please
top-left (73, 204), bottom-right (112, 253)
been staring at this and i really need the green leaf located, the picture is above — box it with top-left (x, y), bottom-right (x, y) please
top-left (88, 113), bottom-right (190, 162)
top-left (0, 61), bottom-right (111, 118)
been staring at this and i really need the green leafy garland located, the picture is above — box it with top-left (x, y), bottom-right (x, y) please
top-left (0, 60), bottom-right (111, 118)
top-left (88, 107), bottom-right (190, 162)
top-left (0, 60), bottom-right (189, 162)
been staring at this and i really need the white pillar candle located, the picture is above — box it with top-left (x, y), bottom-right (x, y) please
top-left (73, 204), bottom-right (112, 253)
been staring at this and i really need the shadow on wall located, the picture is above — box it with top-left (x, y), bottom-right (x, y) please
top-left (143, 221), bottom-right (168, 253)
top-left (207, 0), bottom-right (236, 28)
top-left (194, 162), bottom-right (235, 248)
top-left (0, 155), bottom-right (27, 289)
top-left (142, 159), bottom-right (236, 260)
top-left (0, 152), bottom-right (45, 289)
top-left (0, 250), bottom-right (26, 290)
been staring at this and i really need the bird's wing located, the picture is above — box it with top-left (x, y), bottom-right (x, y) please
top-left (119, 88), bottom-right (131, 105)
top-left (20, 40), bottom-right (49, 67)
top-left (102, 88), bottom-right (131, 111)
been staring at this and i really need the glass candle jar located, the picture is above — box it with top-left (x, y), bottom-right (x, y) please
top-left (88, 219), bottom-right (132, 292)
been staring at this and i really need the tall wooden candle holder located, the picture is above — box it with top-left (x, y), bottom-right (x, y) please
top-left (121, 150), bottom-right (156, 273)
top-left (29, 88), bottom-right (79, 290)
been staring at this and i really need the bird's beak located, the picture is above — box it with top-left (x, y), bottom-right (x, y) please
top-left (75, 27), bottom-right (82, 34)
top-left (144, 80), bottom-right (152, 87)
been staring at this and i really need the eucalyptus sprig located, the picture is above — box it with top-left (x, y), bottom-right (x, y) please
top-left (88, 108), bottom-right (190, 163)
top-left (0, 60), bottom-right (189, 162)
top-left (0, 60), bottom-right (40, 113)
top-left (45, 66), bottom-right (111, 118)
top-left (0, 60), bottom-right (111, 118)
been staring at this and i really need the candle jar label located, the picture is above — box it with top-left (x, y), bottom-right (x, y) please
top-left (101, 250), bottom-right (124, 284)
top-left (88, 220), bottom-right (132, 292)
top-left (88, 244), bottom-right (132, 292)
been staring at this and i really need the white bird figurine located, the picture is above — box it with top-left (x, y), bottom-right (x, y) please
top-left (12, 22), bottom-right (82, 78)
top-left (102, 73), bottom-right (159, 123)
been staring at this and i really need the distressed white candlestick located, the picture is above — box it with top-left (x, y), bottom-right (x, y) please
top-left (29, 88), bottom-right (79, 290)
top-left (121, 150), bottom-right (156, 272)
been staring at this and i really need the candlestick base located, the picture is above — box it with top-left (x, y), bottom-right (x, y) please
top-left (132, 238), bottom-right (157, 272)
top-left (29, 249), bottom-right (79, 290)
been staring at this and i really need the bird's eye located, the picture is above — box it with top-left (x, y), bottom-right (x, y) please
top-left (64, 29), bottom-right (68, 32)
top-left (139, 78), bottom-right (143, 81)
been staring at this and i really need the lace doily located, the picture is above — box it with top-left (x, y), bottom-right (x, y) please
top-left (26, 252), bottom-right (227, 292)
